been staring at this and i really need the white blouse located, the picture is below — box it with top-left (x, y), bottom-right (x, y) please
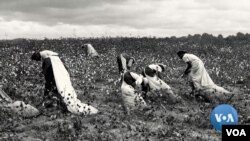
top-left (39, 50), bottom-right (58, 59)
top-left (182, 53), bottom-right (201, 63)
top-left (148, 64), bottom-right (163, 72)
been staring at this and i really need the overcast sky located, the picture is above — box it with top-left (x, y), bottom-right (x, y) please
top-left (0, 0), bottom-right (250, 39)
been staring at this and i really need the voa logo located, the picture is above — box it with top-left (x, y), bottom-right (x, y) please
top-left (210, 104), bottom-right (238, 132)
top-left (215, 113), bottom-right (235, 123)
top-left (226, 129), bottom-right (246, 136)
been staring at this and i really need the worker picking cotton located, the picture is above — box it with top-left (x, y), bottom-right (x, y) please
top-left (120, 71), bottom-right (147, 114)
top-left (116, 53), bottom-right (135, 74)
top-left (177, 51), bottom-right (232, 102)
top-left (142, 64), bottom-right (180, 103)
top-left (0, 88), bottom-right (40, 118)
top-left (142, 64), bottom-right (173, 92)
top-left (31, 50), bottom-right (98, 115)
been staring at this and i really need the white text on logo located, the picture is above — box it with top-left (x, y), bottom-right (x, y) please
top-left (215, 114), bottom-right (234, 122)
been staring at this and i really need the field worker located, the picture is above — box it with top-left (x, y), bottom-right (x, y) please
top-left (121, 71), bottom-right (148, 115)
top-left (142, 64), bottom-right (172, 92)
top-left (1, 87), bottom-right (40, 117)
top-left (142, 64), bottom-right (180, 102)
top-left (31, 50), bottom-right (98, 115)
top-left (82, 43), bottom-right (99, 57)
top-left (117, 53), bottom-right (135, 74)
top-left (177, 51), bottom-right (231, 100)
top-left (31, 50), bottom-right (59, 108)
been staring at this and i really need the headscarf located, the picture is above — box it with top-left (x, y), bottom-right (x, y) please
top-left (177, 51), bottom-right (187, 59)
top-left (31, 52), bottom-right (41, 61)
top-left (39, 50), bottom-right (58, 59)
top-left (158, 64), bottom-right (165, 72)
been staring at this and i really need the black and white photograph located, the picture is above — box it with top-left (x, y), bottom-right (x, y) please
top-left (0, 0), bottom-right (250, 140)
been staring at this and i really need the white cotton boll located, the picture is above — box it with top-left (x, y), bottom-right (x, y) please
top-left (108, 78), bottom-right (113, 83)
top-left (106, 90), bottom-right (110, 95)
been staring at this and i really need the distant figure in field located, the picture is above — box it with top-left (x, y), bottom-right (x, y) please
top-left (82, 43), bottom-right (99, 57)
top-left (31, 50), bottom-right (98, 115)
top-left (116, 53), bottom-right (135, 74)
top-left (142, 64), bottom-right (180, 102)
top-left (177, 51), bottom-right (231, 101)
top-left (120, 71), bottom-right (148, 114)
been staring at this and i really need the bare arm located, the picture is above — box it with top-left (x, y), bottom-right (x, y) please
top-left (184, 62), bottom-right (192, 75)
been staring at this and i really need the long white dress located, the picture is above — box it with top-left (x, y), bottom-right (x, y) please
top-left (121, 72), bottom-right (146, 109)
top-left (183, 53), bottom-right (230, 94)
top-left (40, 50), bottom-right (98, 115)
